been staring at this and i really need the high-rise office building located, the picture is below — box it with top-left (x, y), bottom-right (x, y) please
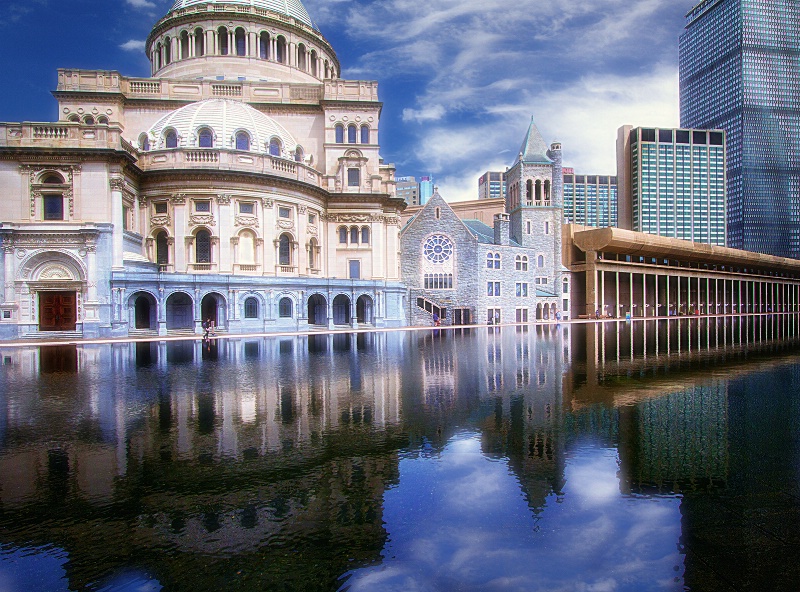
top-left (679, 0), bottom-right (800, 257)
top-left (617, 126), bottom-right (727, 246)
top-left (478, 171), bottom-right (507, 200)
top-left (562, 172), bottom-right (618, 228)
top-left (396, 176), bottom-right (420, 205)
top-left (419, 176), bottom-right (434, 205)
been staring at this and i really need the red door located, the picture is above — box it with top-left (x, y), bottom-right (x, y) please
top-left (39, 292), bottom-right (77, 331)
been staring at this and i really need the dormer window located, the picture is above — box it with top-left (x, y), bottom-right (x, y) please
top-left (165, 130), bottom-right (178, 148)
top-left (198, 128), bottom-right (213, 148)
top-left (235, 131), bottom-right (250, 151)
top-left (269, 138), bottom-right (282, 157)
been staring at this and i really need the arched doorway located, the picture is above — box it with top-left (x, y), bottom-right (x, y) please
top-left (356, 295), bottom-right (373, 324)
top-left (201, 293), bottom-right (225, 330)
top-left (133, 293), bottom-right (156, 329)
top-left (332, 295), bottom-right (351, 325)
top-left (307, 294), bottom-right (327, 326)
top-left (166, 292), bottom-right (193, 329)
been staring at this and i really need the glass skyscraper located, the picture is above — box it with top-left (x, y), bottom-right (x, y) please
top-left (617, 126), bottom-right (727, 245)
top-left (679, 0), bottom-right (800, 257)
top-left (562, 173), bottom-right (618, 228)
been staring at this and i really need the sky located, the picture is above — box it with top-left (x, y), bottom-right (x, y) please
top-left (0, 0), bottom-right (690, 202)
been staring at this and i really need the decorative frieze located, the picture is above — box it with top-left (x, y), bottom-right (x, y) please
top-left (150, 215), bottom-right (171, 227)
top-left (189, 214), bottom-right (215, 227)
top-left (216, 193), bottom-right (232, 205)
top-left (277, 219), bottom-right (295, 230)
top-left (235, 215), bottom-right (258, 228)
top-left (170, 193), bottom-right (187, 204)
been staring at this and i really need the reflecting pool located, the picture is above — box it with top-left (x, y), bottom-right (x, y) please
top-left (1, 316), bottom-right (800, 591)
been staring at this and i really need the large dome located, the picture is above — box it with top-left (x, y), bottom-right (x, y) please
top-left (146, 99), bottom-right (300, 155)
top-left (169, 0), bottom-right (315, 29)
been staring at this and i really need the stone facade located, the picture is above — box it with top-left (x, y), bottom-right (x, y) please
top-left (0, 0), bottom-right (407, 339)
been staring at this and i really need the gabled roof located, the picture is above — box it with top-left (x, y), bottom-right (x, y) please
top-left (517, 116), bottom-right (552, 165)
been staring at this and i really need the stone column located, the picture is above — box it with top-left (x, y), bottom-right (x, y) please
top-left (110, 177), bottom-right (125, 270)
top-left (2, 245), bottom-right (14, 304)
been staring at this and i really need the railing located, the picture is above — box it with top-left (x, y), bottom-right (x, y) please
top-left (189, 263), bottom-right (214, 272)
top-left (33, 126), bottom-right (69, 139)
top-left (185, 150), bottom-right (219, 163)
top-left (129, 80), bottom-right (161, 94)
top-left (212, 84), bottom-right (243, 97)
top-left (278, 265), bottom-right (296, 274)
top-left (235, 264), bottom-right (259, 273)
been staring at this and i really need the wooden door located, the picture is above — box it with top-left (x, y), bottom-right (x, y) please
top-left (39, 292), bottom-right (77, 331)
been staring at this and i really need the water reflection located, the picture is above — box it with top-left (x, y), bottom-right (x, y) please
top-left (0, 319), bottom-right (799, 591)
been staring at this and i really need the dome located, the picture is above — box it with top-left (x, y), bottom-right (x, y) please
top-left (169, 0), bottom-right (315, 29)
top-left (146, 99), bottom-right (300, 156)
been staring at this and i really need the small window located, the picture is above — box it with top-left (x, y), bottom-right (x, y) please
top-left (347, 168), bottom-right (360, 187)
top-left (279, 297), bottom-right (292, 318)
top-left (239, 202), bottom-right (254, 215)
top-left (544, 221), bottom-right (550, 235)
top-left (244, 297), bottom-right (259, 318)
top-left (360, 125), bottom-right (369, 144)
top-left (335, 124), bottom-right (344, 143)
top-left (537, 255), bottom-right (544, 268)
top-left (339, 226), bottom-right (348, 244)
top-left (350, 226), bottom-right (359, 244)
top-left (563, 279), bottom-right (569, 294)
top-left (278, 206), bottom-right (291, 219)
top-left (139, 134), bottom-right (151, 151)
top-left (308, 213), bottom-right (316, 225)
top-left (165, 130), bottom-right (178, 148)
top-left (294, 146), bottom-right (304, 162)
top-left (361, 226), bottom-right (370, 244)
top-left (198, 128), bottom-right (213, 148)
top-left (347, 124), bottom-right (357, 144)
top-left (43, 195), bottom-right (63, 220)
top-left (349, 260), bottom-right (361, 279)
top-left (155, 202), bottom-right (168, 214)
top-left (269, 138), bottom-right (282, 156)
top-left (195, 201), bottom-right (211, 212)
top-left (235, 131), bottom-right (250, 151)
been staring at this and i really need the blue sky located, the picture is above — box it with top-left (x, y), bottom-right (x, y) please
top-left (0, 0), bottom-right (690, 201)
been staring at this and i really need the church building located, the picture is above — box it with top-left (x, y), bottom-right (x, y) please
top-left (0, 0), bottom-right (407, 339)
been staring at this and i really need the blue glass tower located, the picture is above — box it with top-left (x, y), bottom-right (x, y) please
top-left (679, 0), bottom-right (800, 257)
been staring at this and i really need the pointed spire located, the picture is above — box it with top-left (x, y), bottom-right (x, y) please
top-left (517, 115), bottom-right (552, 164)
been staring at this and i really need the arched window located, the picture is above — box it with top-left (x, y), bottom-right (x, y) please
top-left (297, 44), bottom-right (307, 71)
top-left (516, 255), bottom-right (528, 271)
top-left (279, 297), bottom-right (293, 318)
top-left (526, 179), bottom-right (532, 202)
top-left (294, 146), bottom-right (304, 162)
top-left (164, 37), bottom-right (172, 64)
top-left (83, 116), bottom-right (95, 125)
top-left (339, 226), bottom-right (347, 244)
top-left (43, 174), bottom-right (64, 184)
top-left (347, 124), bottom-right (357, 144)
top-left (276, 36), bottom-right (286, 63)
top-left (324, 60), bottom-right (330, 79)
top-left (180, 31), bottom-right (189, 59)
top-left (239, 230), bottom-right (255, 264)
top-left (563, 279), bottom-right (569, 294)
top-left (218, 27), bottom-right (229, 55)
top-left (335, 124), bottom-right (344, 143)
top-left (97, 116), bottom-right (108, 125)
top-left (361, 226), bottom-right (370, 244)
top-left (196, 229), bottom-right (211, 263)
top-left (350, 226), bottom-right (359, 244)
top-left (259, 32), bottom-right (269, 59)
top-left (244, 297), bottom-right (259, 319)
top-left (235, 131), bottom-right (250, 151)
top-left (195, 27), bottom-right (205, 56)
top-left (268, 138), bottom-right (282, 156)
top-left (310, 50), bottom-right (318, 76)
top-left (198, 127), bottom-right (213, 148)
top-left (165, 130), bottom-right (178, 148)
top-left (308, 238), bottom-right (317, 268)
top-left (278, 234), bottom-right (291, 266)
top-left (487, 253), bottom-right (500, 269)
top-left (139, 134), bottom-right (150, 151)
top-left (360, 125), bottom-right (370, 144)
top-left (537, 255), bottom-right (545, 268)
top-left (68, 114), bottom-right (80, 122)
top-left (235, 28), bottom-right (246, 56)
top-left (154, 43), bottom-right (162, 70)
top-left (156, 231), bottom-right (169, 265)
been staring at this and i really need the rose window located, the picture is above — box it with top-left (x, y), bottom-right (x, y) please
top-left (424, 235), bottom-right (453, 263)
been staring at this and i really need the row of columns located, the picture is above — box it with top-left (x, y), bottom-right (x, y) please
top-left (587, 262), bottom-right (800, 318)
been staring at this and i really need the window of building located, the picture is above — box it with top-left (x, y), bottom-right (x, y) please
top-left (347, 168), bottom-right (360, 187)
top-left (196, 229), bottom-right (211, 263)
top-left (139, 133), bottom-right (150, 151)
top-left (195, 201), bottom-right (211, 212)
top-left (198, 127), bottom-right (213, 148)
top-left (279, 297), bottom-right (292, 318)
top-left (361, 226), bottom-right (370, 244)
top-left (424, 274), bottom-right (453, 289)
top-left (526, 221), bottom-right (531, 234)
top-left (335, 124), bottom-right (344, 143)
top-left (156, 231), bottom-right (169, 265)
top-left (154, 202), bottom-right (168, 214)
top-left (278, 206), bottom-right (291, 219)
top-left (269, 138), bottom-right (282, 156)
top-left (537, 255), bottom-right (545, 268)
top-left (516, 308), bottom-right (529, 323)
top-left (165, 130), bottom-right (178, 148)
top-left (360, 125), bottom-right (369, 144)
top-left (347, 124), bottom-right (357, 144)
top-left (308, 213), bottom-right (316, 225)
top-left (544, 221), bottom-right (550, 235)
top-left (487, 308), bottom-right (501, 325)
top-left (339, 226), bottom-right (348, 244)
top-left (487, 252), bottom-right (500, 269)
top-left (278, 234), bottom-right (291, 266)
top-left (349, 260), bottom-right (361, 279)
top-left (487, 281), bottom-right (500, 296)
top-left (235, 28), bottom-right (246, 56)
top-left (516, 282), bottom-right (528, 297)
top-left (244, 297), bottom-right (259, 318)
top-left (43, 195), bottom-right (63, 220)
top-left (235, 131), bottom-right (250, 151)
top-left (218, 26), bottom-right (229, 55)
top-left (350, 226), bottom-right (359, 244)
top-left (424, 235), bottom-right (453, 263)
top-left (563, 279), bottom-right (569, 294)
top-left (259, 32), bottom-right (269, 59)
top-left (239, 202), bottom-right (254, 215)
top-left (515, 255), bottom-right (528, 271)
top-left (294, 146), bottom-right (304, 162)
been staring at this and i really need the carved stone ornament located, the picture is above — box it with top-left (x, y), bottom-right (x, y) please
top-left (170, 193), bottom-right (187, 204)
top-left (264, 199), bottom-right (274, 208)
top-left (299, 205), bottom-right (307, 214)
top-left (39, 265), bottom-right (73, 281)
top-left (235, 215), bottom-right (258, 228)
top-left (335, 214), bottom-right (371, 223)
top-left (109, 177), bottom-right (125, 192)
top-left (151, 215), bottom-right (171, 227)
top-left (277, 219), bottom-right (295, 230)
top-left (307, 224), bottom-right (318, 236)
top-left (190, 214), bottom-right (215, 227)
top-left (216, 193), bottom-right (232, 205)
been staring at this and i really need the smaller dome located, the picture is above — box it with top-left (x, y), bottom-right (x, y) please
top-left (169, 0), bottom-right (315, 30)
top-left (146, 99), bottom-right (300, 156)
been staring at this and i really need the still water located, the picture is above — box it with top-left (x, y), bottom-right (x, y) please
top-left (1, 316), bottom-right (800, 591)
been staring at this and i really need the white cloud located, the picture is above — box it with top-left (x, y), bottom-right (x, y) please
top-left (126, 0), bottom-right (157, 8)
top-left (119, 39), bottom-right (146, 52)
